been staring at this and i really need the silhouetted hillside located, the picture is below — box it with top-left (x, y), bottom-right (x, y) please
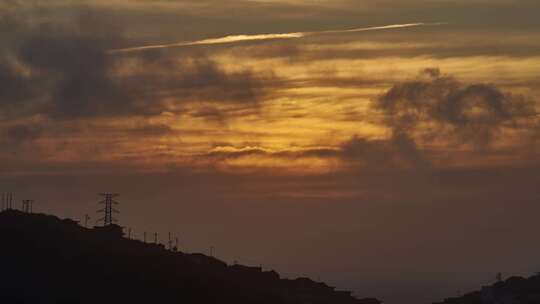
top-left (433, 275), bottom-right (540, 304)
top-left (0, 210), bottom-right (380, 304)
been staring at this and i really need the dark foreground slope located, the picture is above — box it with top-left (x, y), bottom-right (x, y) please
top-left (0, 210), bottom-right (380, 304)
top-left (434, 275), bottom-right (540, 304)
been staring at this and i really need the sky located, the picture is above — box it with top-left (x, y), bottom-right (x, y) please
top-left (1, 1), bottom-right (540, 303)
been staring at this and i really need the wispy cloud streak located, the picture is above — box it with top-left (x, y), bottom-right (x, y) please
top-left (109, 22), bottom-right (444, 54)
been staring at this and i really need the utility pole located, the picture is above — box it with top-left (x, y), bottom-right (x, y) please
top-left (154, 232), bottom-right (158, 244)
top-left (84, 214), bottom-right (91, 228)
top-left (97, 193), bottom-right (119, 226)
top-left (168, 232), bottom-right (172, 250)
top-left (174, 237), bottom-right (179, 252)
top-left (2, 192), bottom-right (14, 210)
top-left (22, 200), bottom-right (33, 213)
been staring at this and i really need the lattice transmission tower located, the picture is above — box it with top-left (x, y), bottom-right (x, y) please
top-left (97, 193), bottom-right (119, 226)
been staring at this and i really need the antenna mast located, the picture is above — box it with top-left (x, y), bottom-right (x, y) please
top-left (97, 193), bottom-right (119, 226)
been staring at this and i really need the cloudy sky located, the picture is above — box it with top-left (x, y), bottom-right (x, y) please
top-left (2, 1), bottom-right (540, 303)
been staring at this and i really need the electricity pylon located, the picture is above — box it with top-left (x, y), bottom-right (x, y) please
top-left (97, 193), bottom-right (119, 226)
